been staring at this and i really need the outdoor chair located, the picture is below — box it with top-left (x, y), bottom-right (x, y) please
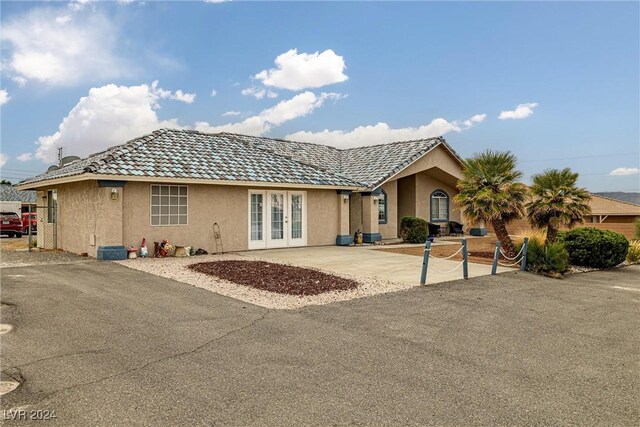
top-left (448, 221), bottom-right (464, 236)
top-left (427, 222), bottom-right (441, 237)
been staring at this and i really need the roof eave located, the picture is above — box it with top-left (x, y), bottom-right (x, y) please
top-left (15, 173), bottom-right (365, 192)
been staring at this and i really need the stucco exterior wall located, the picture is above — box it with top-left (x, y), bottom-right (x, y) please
top-left (349, 192), bottom-right (363, 235)
top-left (415, 173), bottom-right (461, 224)
top-left (397, 175), bottom-right (417, 226)
top-left (122, 182), bottom-right (339, 253)
top-left (306, 189), bottom-right (340, 246)
top-left (379, 180), bottom-right (398, 239)
top-left (392, 144), bottom-right (462, 182)
top-left (123, 182), bottom-right (247, 253)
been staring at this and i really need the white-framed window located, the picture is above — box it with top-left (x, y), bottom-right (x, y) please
top-left (377, 189), bottom-right (387, 224)
top-left (150, 185), bottom-right (188, 226)
top-left (430, 190), bottom-right (449, 222)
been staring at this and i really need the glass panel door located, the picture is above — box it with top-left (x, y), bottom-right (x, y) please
top-left (289, 192), bottom-right (306, 246)
top-left (250, 193), bottom-right (263, 241)
top-left (267, 191), bottom-right (287, 248)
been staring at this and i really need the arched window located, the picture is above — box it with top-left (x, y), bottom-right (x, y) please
top-left (378, 189), bottom-right (387, 224)
top-left (430, 190), bottom-right (449, 222)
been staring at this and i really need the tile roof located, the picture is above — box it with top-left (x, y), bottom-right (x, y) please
top-left (19, 129), bottom-right (461, 190)
top-left (0, 184), bottom-right (36, 203)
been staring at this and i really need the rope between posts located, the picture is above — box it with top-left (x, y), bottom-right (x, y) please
top-left (499, 245), bottom-right (525, 261)
top-left (428, 260), bottom-right (465, 274)
top-left (497, 259), bottom-right (522, 267)
top-left (429, 245), bottom-right (464, 260)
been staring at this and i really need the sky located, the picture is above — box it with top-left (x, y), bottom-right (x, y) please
top-left (0, 0), bottom-right (638, 192)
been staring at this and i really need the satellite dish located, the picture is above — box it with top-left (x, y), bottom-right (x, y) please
top-left (60, 155), bottom-right (81, 166)
top-left (47, 165), bottom-right (60, 172)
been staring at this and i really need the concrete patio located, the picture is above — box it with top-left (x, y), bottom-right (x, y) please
top-left (241, 244), bottom-right (512, 286)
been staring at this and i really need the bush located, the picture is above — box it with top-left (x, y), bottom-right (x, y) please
top-left (560, 227), bottom-right (629, 269)
top-left (627, 240), bottom-right (640, 263)
top-left (635, 218), bottom-right (640, 239)
top-left (399, 216), bottom-right (429, 243)
top-left (522, 236), bottom-right (569, 277)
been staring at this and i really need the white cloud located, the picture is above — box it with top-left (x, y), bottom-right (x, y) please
top-left (241, 86), bottom-right (278, 100)
top-left (285, 113), bottom-right (485, 148)
top-left (222, 111), bottom-right (241, 117)
top-left (210, 88), bottom-right (217, 97)
top-left (609, 167), bottom-right (640, 176)
top-left (149, 81), bottom-right (196, 104)
top-left (68, 0), bottom-right (93, 12)
top-left (1, 7), bottom-right (129, 86)
top-left (204, 0), bottom-right (229, 3)
top-left (173, 90), bottom-right (196, 104)
top-left (17, 153), bottom-right (33, 162)
top-left (196, 91), bottom-right (342, 136)
top-left (255, 49), bottom-right (348, 91)
top-left (498, 102), bottom-right (538, 120)
top-left (463, 113), bottom-right (487, 127)
top-left (55, 15), bottom-right (72, 24)
top-left (0, 154), bottom-right (7, 168)
top-left (0, 90), bottom-right (10, 106)
top-left (34, 83), bottom-right (182, 163)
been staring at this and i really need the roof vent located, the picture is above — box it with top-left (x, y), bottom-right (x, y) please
top-left (47, 165), bottom-right (60, 172)
top-left (60, 155), bottom-right (81, 166)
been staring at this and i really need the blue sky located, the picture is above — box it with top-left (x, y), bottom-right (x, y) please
top-left (1, 0), bottom-right (638, 192)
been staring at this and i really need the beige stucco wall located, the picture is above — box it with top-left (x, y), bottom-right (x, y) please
top-left (349, 192), bottom-right (363, 235)
top-left (123, 182), bottom-right (247, 253)
top-left (397, 175), bottom-right (417, 225)
top-left (393, 144), bottom-right (462, 182)
top-left (306, 189), bottom-right (340, 246)
top-left (378, 180), bottom-right (398, 239)
top-left (122, 183), bottom-right (340, 253)
top-left (415, 173), bottom-right (461, 224)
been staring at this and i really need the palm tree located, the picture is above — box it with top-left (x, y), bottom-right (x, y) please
top-left (527, 168), bottom-right (591, 244)
top-left (455, 150), bottom-right (528, 257)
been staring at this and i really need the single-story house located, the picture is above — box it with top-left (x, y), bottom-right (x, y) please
top-left (0, 184), bottom-right (36, 214)
top-left (16, 129), bottom-right (465, 258)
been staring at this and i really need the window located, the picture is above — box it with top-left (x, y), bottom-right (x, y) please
top-left (47, 190), bottom-right (57, 224)
top-left (430, 190), bottom-right (449, 222)
top-left (150, 185), bottom-right (188, 226)
top-left (377, 189), bottom-right (387, 224)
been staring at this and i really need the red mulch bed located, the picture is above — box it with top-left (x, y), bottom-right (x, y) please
top-left (188, 260), bottom-right (359, 296)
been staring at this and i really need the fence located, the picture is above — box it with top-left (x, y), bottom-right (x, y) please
top-left (27, 205), bottom-right (58, 251)
top-left (491, 238), bottom-right (528, 274)
top-left (420, 238), bottom-right (469, 286)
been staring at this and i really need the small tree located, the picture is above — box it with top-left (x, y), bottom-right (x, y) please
top-left (455, 150), bottom-right (528, 257)
top-left (526, 168), bottom-right (591, 244)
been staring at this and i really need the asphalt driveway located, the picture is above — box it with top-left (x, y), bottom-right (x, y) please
top-left (1, 262), bottom-right (639, 426)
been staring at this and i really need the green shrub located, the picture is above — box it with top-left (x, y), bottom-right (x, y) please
top-left (561, 227), bottom-right (629, 269)
top-left (523, 237), bottom-right (569, 277)
top-left (399, 216), bottom-right (429, 243)
top-left (627, 240), bottom-right (640, 263)
top-left (635, 218), bottom-right (640, 239)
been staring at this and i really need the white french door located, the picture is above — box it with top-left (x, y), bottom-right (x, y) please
top-left (248, 190), bottom-right (307, 249)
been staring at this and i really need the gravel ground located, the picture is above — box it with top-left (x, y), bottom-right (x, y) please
top-left (0, 249), bottom-right (93, 268)
top-left (116, 253), bottom-right (413, 309)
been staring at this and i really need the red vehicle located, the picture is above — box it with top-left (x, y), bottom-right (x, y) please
top-left (22, 212), bottom-right (37, 235)
top-left (1, 212), bottom-right (23, 238)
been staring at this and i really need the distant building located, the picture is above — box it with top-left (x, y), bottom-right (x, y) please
top-left (0, 184), bottom-right (36, 214)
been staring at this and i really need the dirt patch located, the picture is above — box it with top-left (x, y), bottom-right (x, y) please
top-left (189, 260), bottom-right (359, 296)
top-left (0, 236), bottom-right (29, 251)
top-left (379, 237), bottom-right (500, 265)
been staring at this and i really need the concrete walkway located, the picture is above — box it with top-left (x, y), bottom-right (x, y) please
top-left (241, 245), bottom-right (512, 286)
